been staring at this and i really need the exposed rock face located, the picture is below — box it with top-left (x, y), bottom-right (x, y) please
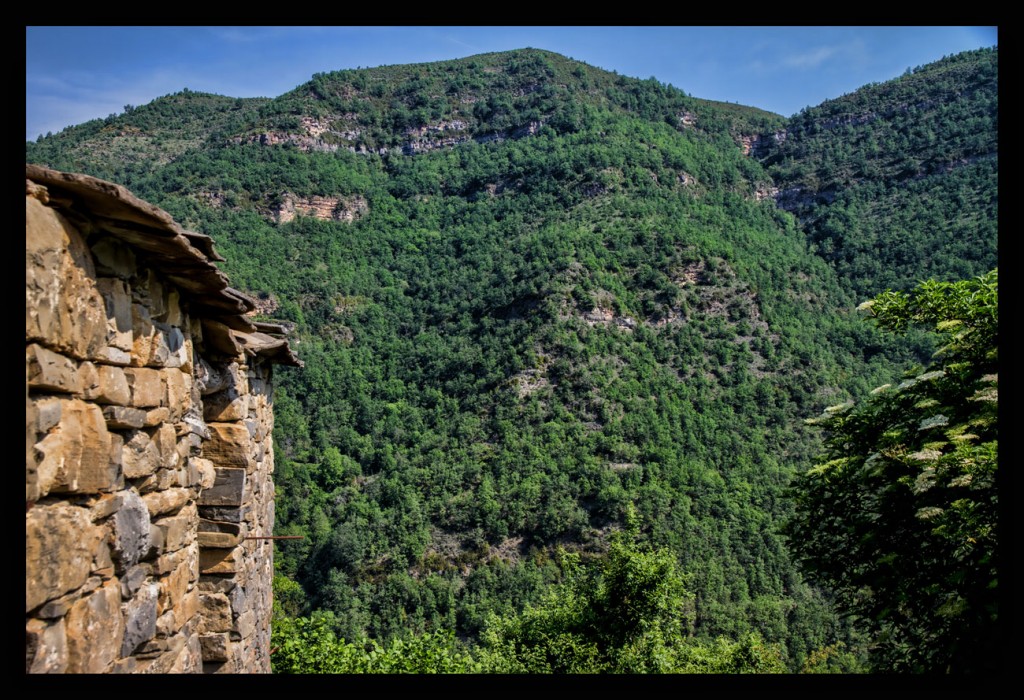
top-left (234, 112), bottom-right (545, 160)
top-left (737, 129), bottom-right (787, 158)
top-left (26, 165), bottom-right (300, 674)
top-left (245, 293), bottom-right (280, 318)
top-left (273, 193), bottom-right (368, 224)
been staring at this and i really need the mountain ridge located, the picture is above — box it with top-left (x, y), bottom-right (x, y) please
top-left (26, 46), bottom-right (997, 672)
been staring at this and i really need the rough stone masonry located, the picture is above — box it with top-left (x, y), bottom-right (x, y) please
top-left (25, 164), bottom-right (301, 673)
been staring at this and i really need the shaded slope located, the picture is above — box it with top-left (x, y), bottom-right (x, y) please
top-left (759, 47), bottom-right (997, 298)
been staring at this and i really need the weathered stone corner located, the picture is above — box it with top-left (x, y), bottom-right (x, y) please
top-left (26, 165), bottom-right (300, 674)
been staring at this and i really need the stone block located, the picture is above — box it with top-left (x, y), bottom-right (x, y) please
top-left (89, 492), bottom-right (123, 521)
top-left (199, 547), bottom-right (242, 576)
top-left (201, 466), bottom-right (247, 511)
top-left (165, 326), bottom-right (188, 368)
top-left (130, 303), bottom-right (156, 367)
top-left (204, 423), bottom-right (253, 471)
top-left (65, 579), bottom-right (124, 673)
top-left (199, 633), bottom-right (230, 662)
top-left (36, 587), bottom-right (83, 619)
top-left (154, 503), bottom-right (198, 553)
top-left (92, 536), bottom-right (114, 577)
top-left (95, 364), bottom-right (131, 405)
top-left (177, 409), bottom-right (210, 440)
top-left (203, 659), bottom-right (236, 674)
top-left (122, 429), bottom-right (161, 479)
top-left (180, 456), bottom-right (213, 490)
top-left (26, 197), bottom-right (107, 361)
top-left (164, 289), bottom-right (184, 327)
top-left (120, 564), bottom-right (149, 599)
top-left (66, 400), bottom-right (115, 493)
top-left (187, 539), bottom-right (201, 583)
top-left (178, 586), bottom-right (201, 629)
top-left (103, 405), bottom-right (146, 429)
top-left (33, 399), bottom-right (115, 495)
top-left (26, 503), bottom-right (102, 612)
top-left (148, 521), bottom-right (165, 557)
top-left (236, 610), bottom-right (256, 640)
top-left (27, 403), bottom-right (41, 502)
top-left (148, 327), bottom-right (172, 367)
top-left (154, 468), bottom-right (180, 490)
top-left (198, 577), bottom-right (236, 595)
top-left (158, 555), bottom-right (192, 614)
top-left (147, 321), bottom-right (189, 369)
top-left (199, 467), bottom-right (246, 507)
top-left (26, 617), bottom-right (68, 674)
top-left (141, 407), bottom-right (170, 427)
top-left (146, 270), bottom-right (167, 318)
top-left (244, 417), bottom-right (261, 442)
top-left (26, 343), bottom-right (80, 394)
top-left (181, 336), bottom-right (194, 375)
top-left (121, 583), bottom-right (158, 656)
top-left (197, 531), bottom-right (242, 548)
top-left (124, 367), bottom-right (164, 407)
top-left (164, 368), bottom-right (191, 421)
top-left (31, 431), bottom-right (60, 500)
top-left (90, 237), bottom-right (136, 279)
top-left (203, 389), bottom-right (247, 422)
top-left (143, 487), bottom-right (191, 518)
top-left (34, 395), bottom-right (64, 432)
top-left (152, 539), bottom-right (190, 576)
top-left (111, 488), bottom-right (152, 568)
top-left (136, 637), bottom-right (171, 657)
top-left (154, 610), bottom-right (177, 639)
top-left (111, 657), bottom-right (138, 673)
top-left (96, 277), bottom-right (133, 352)
top-left (199, 503), bottom-right (248, 524)
top-left (196, 592), bottom-right (232, 633)
top-left (152, 540), bottom-right (199, 580)
top-left (140, 633), bottom-right (201, 674)
top-left (102, 347), bottom-right (132, 366)
top-left (182, 635), bottom-right (204, 673)
top-left (198, 360), bottom-right (246, 396)
top-left (199, 519), bottom-right (242, 535)
top-left (79, 360), bottom-right (99, 399)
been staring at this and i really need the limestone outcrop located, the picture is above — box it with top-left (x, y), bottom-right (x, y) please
top-left (26, 164), bottom-right (300, 674)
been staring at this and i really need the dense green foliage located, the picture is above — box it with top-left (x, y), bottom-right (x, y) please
top-left (27, 90), bottom-right (269, 186)
top-left (27, 47), bottom-right (996, 673)
top-left (272, 616), bottom-right (482, 673)
top-left (475, 514), bottom-right (789, 673)
top-left (788, 271), bottom-right (998, 672)
top-left (761, 48), bottom-right (998, 299)
top-left (273, 519), bottom-right (795, 673)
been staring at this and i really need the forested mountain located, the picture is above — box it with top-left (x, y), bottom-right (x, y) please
top-left (27, 46), bottom-right (997, 672)
top-left (757, 48), bottom-right (997, 299)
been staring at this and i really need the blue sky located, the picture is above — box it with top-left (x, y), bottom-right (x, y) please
top-left (26, 26), bottom-right (997, 141)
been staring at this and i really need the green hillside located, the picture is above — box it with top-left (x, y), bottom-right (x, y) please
top-left (27, 47), bottom-right (997, 673)
top-left (759, 47), bottom-right (997, 298)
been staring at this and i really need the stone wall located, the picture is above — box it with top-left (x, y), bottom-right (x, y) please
top-left (25, 165), bottom-right (300, 674)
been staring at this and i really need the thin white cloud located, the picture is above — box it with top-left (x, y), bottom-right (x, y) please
top-left (209, 27), bottom-right (299, 43)
top-left (445, 35), bottom-right (478, 52)
top-left (748, 38), bottom-right (868, 74)
top-left (782, 45), bottom-right (839, 69)
top-left (208, 26), bottom-right (339, 44)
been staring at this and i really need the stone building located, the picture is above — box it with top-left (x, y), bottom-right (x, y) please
top-left (26, 164), bottom-right (300, 673)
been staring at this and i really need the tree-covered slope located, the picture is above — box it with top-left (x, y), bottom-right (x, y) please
top-left (26, 90), bottom-right (270, 186)
top-left (758, 47), bottom-right (997, 298)
top-left (26, 47), bottom-right (996, 672)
